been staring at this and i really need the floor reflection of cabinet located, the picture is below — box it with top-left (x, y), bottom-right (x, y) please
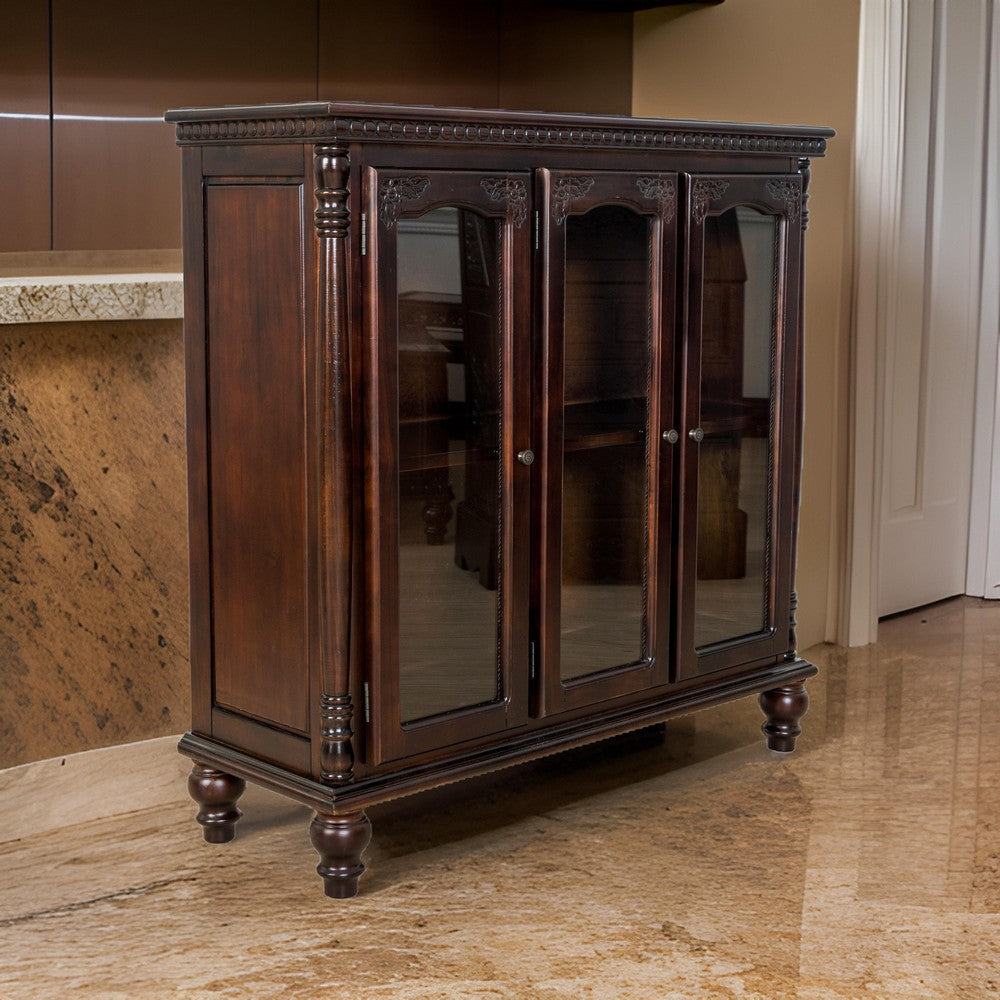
top-left (167, 101), bottom-right (833, 898)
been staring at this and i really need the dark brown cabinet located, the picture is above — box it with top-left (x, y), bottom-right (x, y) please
top-left (166, 102), bottom-right (832, 898)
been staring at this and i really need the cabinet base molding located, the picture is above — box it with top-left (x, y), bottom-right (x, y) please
top-left (180, 659), bottom-right (815, 896)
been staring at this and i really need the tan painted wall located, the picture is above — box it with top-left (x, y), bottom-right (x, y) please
top-left (633, 0), bottom-right (860, 650)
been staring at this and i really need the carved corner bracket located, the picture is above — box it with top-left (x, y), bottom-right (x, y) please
top-left (378, 175), bottom-right (430, 228)
top-left (551, 176), bottom-right (594, 225)
top-left (765, 178), bottom-right (802, 225)
top-left (481, 176), bottom-right (528, 228)
top-left (691, 178), bottom-right (730, 225)
top-left (636, 175), bottom-right (676, 223)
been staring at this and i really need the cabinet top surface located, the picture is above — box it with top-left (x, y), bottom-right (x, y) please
top-left (164, 100), bottom-right (834, 156)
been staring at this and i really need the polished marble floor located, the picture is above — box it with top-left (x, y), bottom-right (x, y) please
top-left (1, 597), bottom-right (998, 998)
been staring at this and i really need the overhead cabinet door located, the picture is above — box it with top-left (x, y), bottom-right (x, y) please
top-left (364, 168), bottom-right (533, 763)
top-left (676, 172), bottom-right (803, 681)
top-left (536, 169), bottom-right (678, 715)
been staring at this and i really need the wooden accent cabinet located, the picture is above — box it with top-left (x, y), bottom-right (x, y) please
top-left (166, 101), bottom-right (833, 898)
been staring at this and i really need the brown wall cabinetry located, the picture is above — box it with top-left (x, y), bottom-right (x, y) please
top-left (169, 101), bottom-right (832, 897)
top-left (1, 2), bottom-right (632, 253)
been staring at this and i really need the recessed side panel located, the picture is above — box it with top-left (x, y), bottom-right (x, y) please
top-left (205, 182), bottom-right (310, 735)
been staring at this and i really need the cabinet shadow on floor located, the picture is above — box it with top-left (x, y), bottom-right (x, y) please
top-left (236, 668), bottom-right (827, 894)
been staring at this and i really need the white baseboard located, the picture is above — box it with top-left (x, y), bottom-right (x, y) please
top-left (0, 734), bottom-right (189, 844)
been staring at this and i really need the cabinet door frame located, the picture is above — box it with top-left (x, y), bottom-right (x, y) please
top-left (676, 172), bottom-right (803, 681)
top-left (363, 167), bottom-right (532, 764)
top-left (535, 168), bottom-right (678, 716)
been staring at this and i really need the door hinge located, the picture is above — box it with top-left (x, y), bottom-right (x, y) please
top-left (360, 212), bottom-right (368, 256)
top-left (362, 681), bottom-right (371, 723)
top-left (533, 210), bottom-right (540, 252)
top-left (529, 640), bottom-right (538, 680)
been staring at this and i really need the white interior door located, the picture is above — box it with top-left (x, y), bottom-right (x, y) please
top-left (876, 0), bottom-right (990, 618)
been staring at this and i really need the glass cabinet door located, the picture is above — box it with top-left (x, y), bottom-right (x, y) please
top-left (365, 169), bottom-right (531, 763)
top-left (537, 170), bottom-right (677, 715)
top-left (676, 173), bottom-right (803, 680)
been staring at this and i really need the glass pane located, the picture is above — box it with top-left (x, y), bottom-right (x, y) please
top-left (560, 205), bottom-right (652, 681)
top-left (694, 206), bottom-right (777, 648)
top-left (396, 207), bottom-right (503, 722)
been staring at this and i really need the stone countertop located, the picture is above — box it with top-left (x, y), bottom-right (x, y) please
top-left (0, 272), bottom-right (183, 325)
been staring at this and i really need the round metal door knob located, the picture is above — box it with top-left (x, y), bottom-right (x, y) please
top-left (662, 429), bottom-right (679, 444)
top-left (517, 449), bottom-right (535, 466)
top-left (688, 427), bottom-right (705, 443)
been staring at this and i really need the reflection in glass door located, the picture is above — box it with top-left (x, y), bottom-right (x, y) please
top-left (560, 205), bottom-right (653, 680)
top-left (694, 206), bottom-right (778, 650)
top-left (368, 168), bottom-right (531, 763)
top-left (395, 206), bottom-right (505, 723)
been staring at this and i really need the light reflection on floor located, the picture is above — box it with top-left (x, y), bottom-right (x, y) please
top-left (2, 596), bottom-right (998, 998)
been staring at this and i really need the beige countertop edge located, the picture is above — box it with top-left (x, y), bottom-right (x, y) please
top-left (0, 273), bottom-right (184, 325)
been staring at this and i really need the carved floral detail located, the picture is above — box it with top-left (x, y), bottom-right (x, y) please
top-left (551, 176), bottom-right (595, 225)
top-left (636, 175), bottom-right (676, 223)
top-left (378, 175), bottom-right (430, 228)
top-left (481, 176), bottom-right (528, 228)
top-left (692, 178), bottom-right (730, 224)
top-left (766, 178), bottom-right (801, 223)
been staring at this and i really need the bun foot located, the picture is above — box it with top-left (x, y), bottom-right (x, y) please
top-left (187, 763), bottom-right (246, 843)
top-left (309, 810), bottom-right (372, 899)
top-left (759, 681), bottom-right (809, 753)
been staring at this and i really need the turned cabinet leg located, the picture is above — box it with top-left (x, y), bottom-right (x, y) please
top-left (309, 810), bottom-right (372, 899)
top-left (187, 762), bottom-right (246, 844)
top-left (759, 681), bottom-right (809, 753)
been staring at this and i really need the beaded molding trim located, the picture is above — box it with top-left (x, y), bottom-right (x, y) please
top-left (174, 115), bottom-right (828, 156)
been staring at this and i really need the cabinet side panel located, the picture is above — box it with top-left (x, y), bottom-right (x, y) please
top-left (205, 182), bottom-right (310, 735)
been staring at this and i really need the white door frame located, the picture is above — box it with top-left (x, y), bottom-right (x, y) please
top-left (843, 0), bottom-right (996, 645)
top-left (967, 2), bottom-right (1000, 600)
top-left (843, 0), bottom-right (908, 647)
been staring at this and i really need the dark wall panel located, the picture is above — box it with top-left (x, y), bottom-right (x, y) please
top-left (51, 0), bottom-right (317, 250)
top-left (7, 0), bottom-right (635, 253)
top-left (0, 2), bottom-right (51, 251)
top-left (499, 1), bottom-right (633, 114)
top-left (318, 0), bottom-right (500, 107)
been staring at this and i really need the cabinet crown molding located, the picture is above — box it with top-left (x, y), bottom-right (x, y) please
top-left (165, 102), bottom-right (833, 158)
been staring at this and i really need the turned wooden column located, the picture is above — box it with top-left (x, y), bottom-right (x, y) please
top-left (313, 143), bottom-right (370, 897)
